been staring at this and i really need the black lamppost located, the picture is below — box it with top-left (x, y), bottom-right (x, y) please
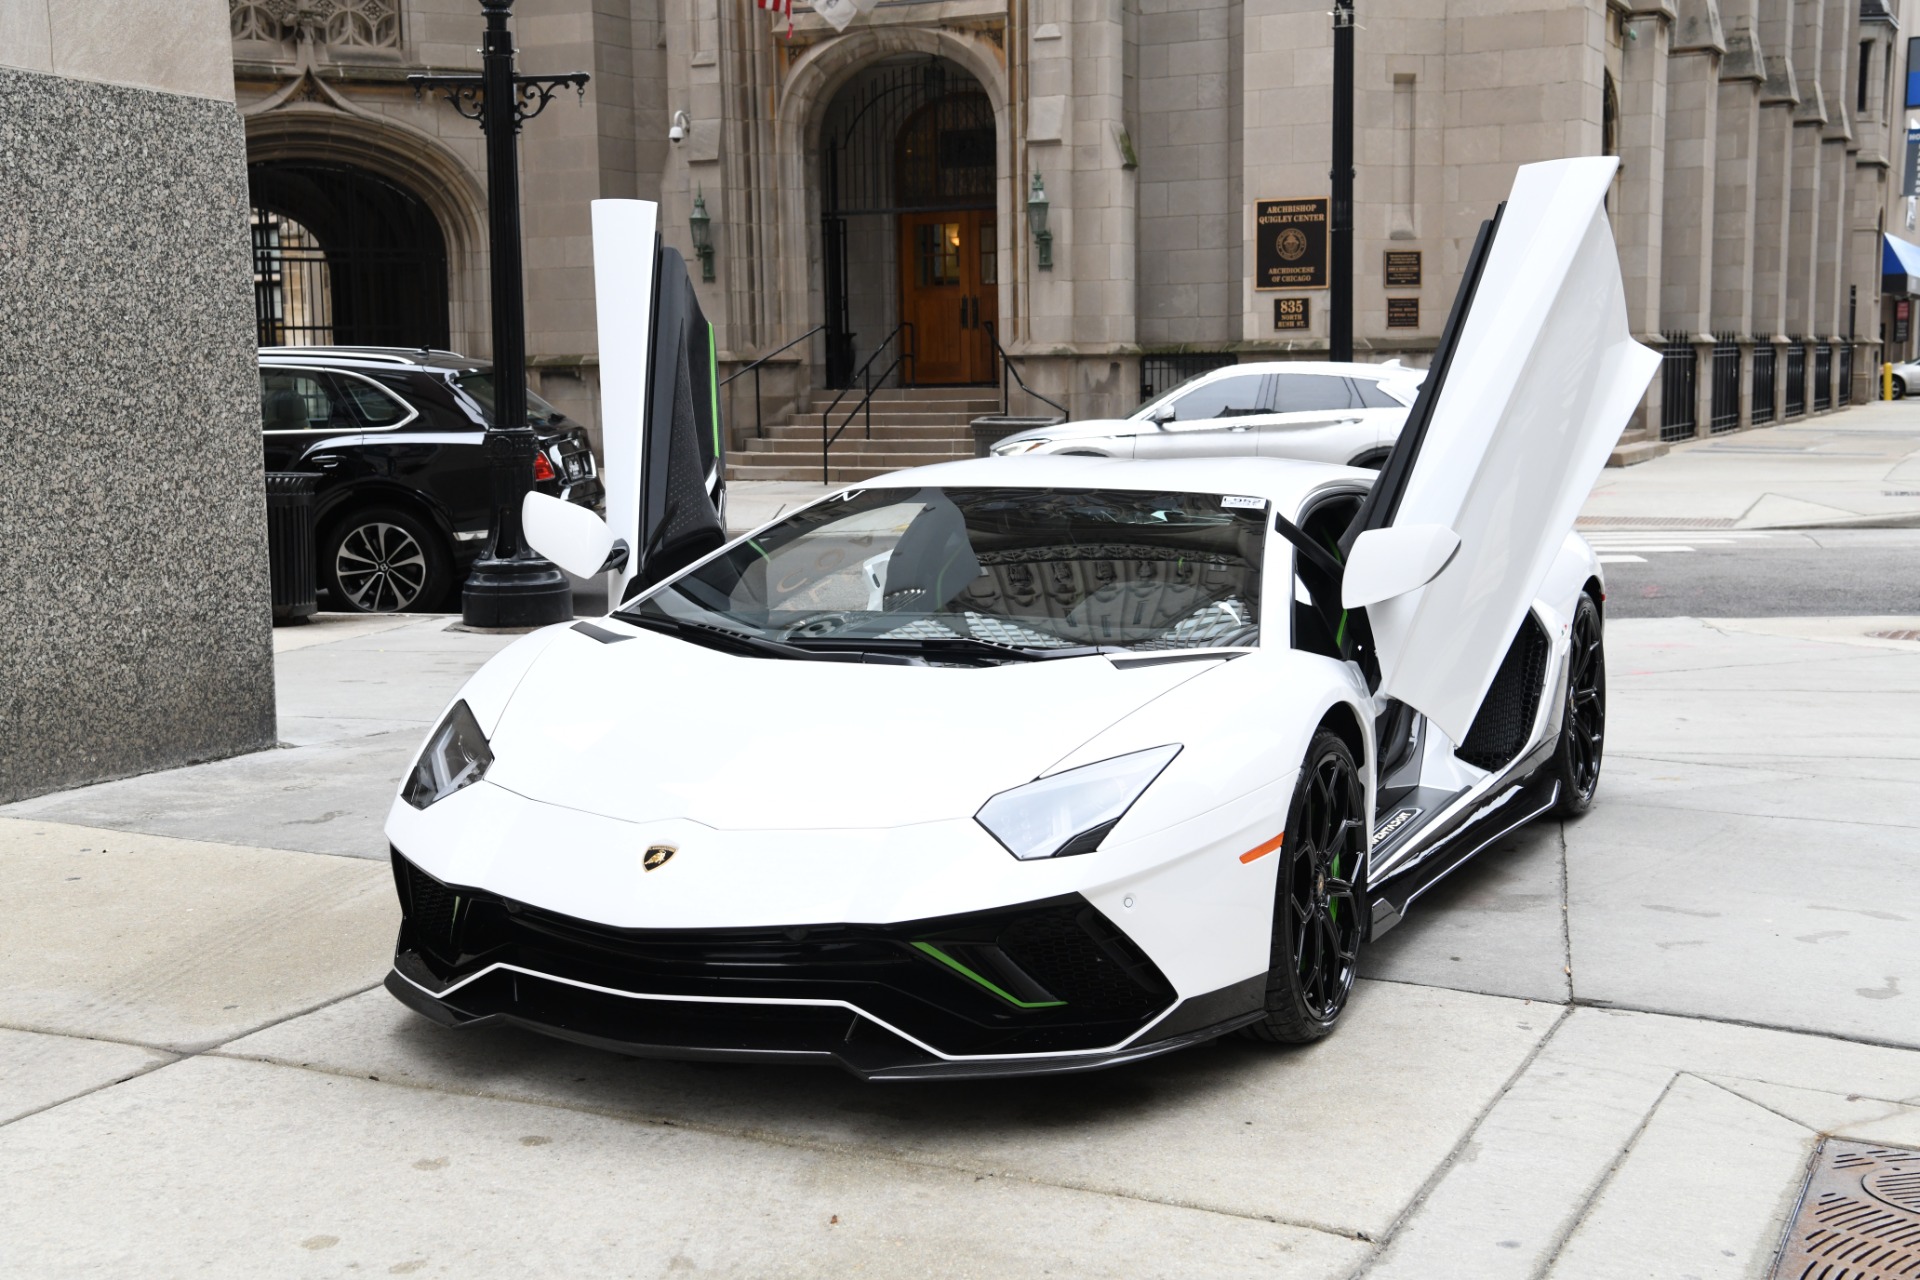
top-left (1330, 0), bottom-right (1355, 363)
top-left (410, 0), bottom-right (588, 628)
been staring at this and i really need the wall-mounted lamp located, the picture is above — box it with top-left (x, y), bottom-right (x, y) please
top-left (689, 188), bottom-right (714, 282)
top-left (1027, 173), bottom-right (1053, 271)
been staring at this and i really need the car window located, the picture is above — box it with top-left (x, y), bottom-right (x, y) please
top-left (1270, 374), bottom-right (1360, 413)
top-left (1353, 378), bottom-right (1409, 409)
top-left (259, 370), bottom-right (338, 433)
top-left (1167, 374), bottom-right (1269, 421)
top-left (455, 371), bottom-right (562, 426)
top-left (335, 374), bottom-right (412, 428)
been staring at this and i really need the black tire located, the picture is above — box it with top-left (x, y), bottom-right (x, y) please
top-left (320, 506), bottom-right (453, 614)
top-left (1552, 593), bottom-right (1606, 816)
top-left (1241, 729), bottom-right (1366, 1043)
top-left (1894, 375), bottom-right (1907, 399)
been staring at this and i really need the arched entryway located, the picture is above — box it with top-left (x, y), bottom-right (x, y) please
top-left (818, 56), bottom-right (997, 387)
top-left (248, 160), bottom-right (450, 349)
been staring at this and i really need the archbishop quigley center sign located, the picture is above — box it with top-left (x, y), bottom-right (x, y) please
top-left (1256, 196), bottom-right (1329, 291)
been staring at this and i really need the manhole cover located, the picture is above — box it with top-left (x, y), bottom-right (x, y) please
top-left (1576, 516), bottom-right (1740, 529)
top-left (1867, 630), bottom-right (1920, 642)
top-left (1770, 1140), bottom-right (1920, 1279)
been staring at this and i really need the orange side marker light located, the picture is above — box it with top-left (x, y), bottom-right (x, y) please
top-left (1240, 832), bottom-right (1284, 864)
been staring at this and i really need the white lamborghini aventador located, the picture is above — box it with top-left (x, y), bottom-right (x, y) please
top-left (382, 157), bottom-right (1657, 1080)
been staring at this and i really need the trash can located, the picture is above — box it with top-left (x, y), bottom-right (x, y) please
top-left (265, 472), bottom-right (320, 625)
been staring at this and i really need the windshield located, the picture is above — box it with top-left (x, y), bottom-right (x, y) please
top-left (454, 371), bottom-right (563, 427)
top-left (619, 486), bottom-right (1267, 660)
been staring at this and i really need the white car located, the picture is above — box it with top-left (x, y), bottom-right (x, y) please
top-left (990, 360), bottom-right (1425, 469)
top-left (1889, 358), bottom-right (1920, 398)
top-left (382, 158), bottom-right (1656, 1079)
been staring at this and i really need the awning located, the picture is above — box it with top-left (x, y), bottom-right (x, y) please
top-left (1883, 234), bottom-right (1920, 296)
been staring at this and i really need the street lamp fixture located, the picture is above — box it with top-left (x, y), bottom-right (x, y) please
top-left (409, 0), bottom-right (590, 629)
top-left (1027, 173), bottom-right (1052, 271)
top-left (689, 189), bottom-right (714, 282)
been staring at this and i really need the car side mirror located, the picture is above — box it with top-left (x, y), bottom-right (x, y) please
top-left (1341, 524), bottom-right (1460, 609)
top-left (523, 491), bottom-right (629, 579)
top-left (1151, 406), bottom-right (1176, 426)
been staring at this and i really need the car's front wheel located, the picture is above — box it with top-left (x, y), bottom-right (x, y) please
top-left (321, 506), bottom-right (452, 614)
top-left (1895, 375), bottom-right (1908, 399)
top-left (1242, 729), bottom-right (1366, 1043)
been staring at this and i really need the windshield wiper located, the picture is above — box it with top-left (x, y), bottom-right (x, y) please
top-left (789, 635), bottom-right (1122, 664)
top-left (625, 612), bottom-right (919, 664)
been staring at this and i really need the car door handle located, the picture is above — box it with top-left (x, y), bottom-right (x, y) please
top-left (1230, 425), bottom-right (1252, 433)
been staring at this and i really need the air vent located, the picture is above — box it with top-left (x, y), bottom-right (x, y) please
top-left (1457, 613), bottom-right (1550, 772)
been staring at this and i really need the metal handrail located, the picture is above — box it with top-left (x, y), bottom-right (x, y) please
top-left (982, 323), bottom-right (1067, 421)
top-left (819, 323), bottom-right (915, 483)
top-left (718, 324), bottom-right (824, 439)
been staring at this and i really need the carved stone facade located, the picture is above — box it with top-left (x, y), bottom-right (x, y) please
top-left (230, 0), bottom-right (1888, 455)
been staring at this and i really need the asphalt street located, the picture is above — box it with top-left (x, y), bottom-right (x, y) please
top-left (1588, 527), bottom-right (1920, 618)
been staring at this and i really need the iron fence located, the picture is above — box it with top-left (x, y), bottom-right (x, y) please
top-left (1659, 331), bottom-right (1698, 442)
top-left (1785, 343), bottom-right (1806, 417)
top-left (1751, 344), bottom-right (1776, 425)
top-left (1141, 353), bottom-right (1239, 406)
top-left (1837, 344), bottom-right (1853, 406)
top-left (1813, 343), bottom-right (1832, 411)
top-left (1709, 333), bottom-right (1741, 433)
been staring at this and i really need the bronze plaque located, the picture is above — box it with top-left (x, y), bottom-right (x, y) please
top-left (1255, 198), bottom-right (1329, 291)
top-left (1384, 250), bottom-right (1423, 289)
top-left (1273, 297), bottom-right (1311, 332)
top-left (1386, 297), bottom-right (1420, 329)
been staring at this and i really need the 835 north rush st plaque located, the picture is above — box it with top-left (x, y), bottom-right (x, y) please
top-left (1256, 197), bottom-right (1329, 291)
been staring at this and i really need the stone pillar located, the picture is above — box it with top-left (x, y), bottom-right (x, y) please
top-left (1752, 0), bottom-right (1798, 424)
top-left (1664, 1), bottom-right (1725, 439)
top-left (1714, 4), bottom-right (1764, 429)
top-left (1, 1), bottom-right (276, 801)
top-left (1616, 4), bottom-right (1674, 447)
top-left (1785, 0), bottom-right (1824, 354)
top-left (1815, 0), bottom-right (1856, 377)
top-left (1851, 10), bottom-right (1898, 402)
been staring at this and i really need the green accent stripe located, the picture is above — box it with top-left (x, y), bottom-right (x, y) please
top-left (706, 321), bottom-right (720, 457)
top-left (911, 942), bottom-right (1065, 1009)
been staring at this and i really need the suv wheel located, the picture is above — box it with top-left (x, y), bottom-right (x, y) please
top-left (321, 507), bottom-right (451, 613)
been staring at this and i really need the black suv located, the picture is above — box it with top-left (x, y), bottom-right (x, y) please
top-left (259, 347), bottom-right (604, 612)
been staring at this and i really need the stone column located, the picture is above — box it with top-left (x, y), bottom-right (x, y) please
top-left (1713, 4), bottom-right (1764, 429)
top-left (1663, 1), bottom-right (1725, 439)
top-left (1616, 4), bottom-right (1674, 448)
top-left (1786, 0), bottom-right (1824, 372)
top-left (1815, 0), bottom-right (1856, 384)
top-left (1752, 0), bottom-right (1798, 423)
top-left (1851, 11), bottom-right (1898, 401)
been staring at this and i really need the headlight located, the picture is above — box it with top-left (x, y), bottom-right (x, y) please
top-left (975, 745), bottom-right (1181, 860)
top-left (992, 437), bottom-right (1051, 456)
top-left (402, 700), bottom-right (494, 810)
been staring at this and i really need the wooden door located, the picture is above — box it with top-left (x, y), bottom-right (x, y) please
top-left (899, 210), bottom-right (998, 384)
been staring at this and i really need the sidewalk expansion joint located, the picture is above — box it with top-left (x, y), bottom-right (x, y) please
top-left (1562, 997), bottom-right (1920, 1054)
top-left (1344, 1003), bottom-right (1575, 1280)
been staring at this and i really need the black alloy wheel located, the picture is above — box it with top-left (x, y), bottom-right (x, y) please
top-left (1243, 729), bottom-right (1366, 1043)
top-left (321, 507), bottom-right (451, 614)
top-left (1553, 593), bottom-right (1607, 815)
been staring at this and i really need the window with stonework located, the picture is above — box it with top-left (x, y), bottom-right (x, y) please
top-left (230, 0), bottom-right (401, 54)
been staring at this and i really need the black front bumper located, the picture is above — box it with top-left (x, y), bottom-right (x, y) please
top-left (387, 852), bottom-right (1265, 1080)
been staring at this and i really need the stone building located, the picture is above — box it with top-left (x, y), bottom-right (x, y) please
top-left (229, 0), bottom-right (1890, 476)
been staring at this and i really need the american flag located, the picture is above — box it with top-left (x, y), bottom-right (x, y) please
top-left (757, 0), bottom-right (791, 38)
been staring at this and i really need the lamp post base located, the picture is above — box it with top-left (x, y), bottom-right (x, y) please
top-left (460, 552), bottom-right (574, 629)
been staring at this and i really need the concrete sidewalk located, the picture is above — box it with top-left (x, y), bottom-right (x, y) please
top-left (1585, 398), bottom-right (1920, 530)
top-left (2, 613), bottom-right (1918, 1276)
top-left (724, 397), bottom-right (1920, 538)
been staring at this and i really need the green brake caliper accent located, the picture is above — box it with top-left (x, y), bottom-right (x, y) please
top-left (911, 942), bottom-right (1065, 1009)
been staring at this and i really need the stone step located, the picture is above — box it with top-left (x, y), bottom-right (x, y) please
top-left (754, 423), bottom-right (980, 442)
top-left (743, 436), bottom-right (971, 454)
top-left (727, 460), bottom-right (960, 483)
top-left (800, 408), bottom-right (999, 425)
